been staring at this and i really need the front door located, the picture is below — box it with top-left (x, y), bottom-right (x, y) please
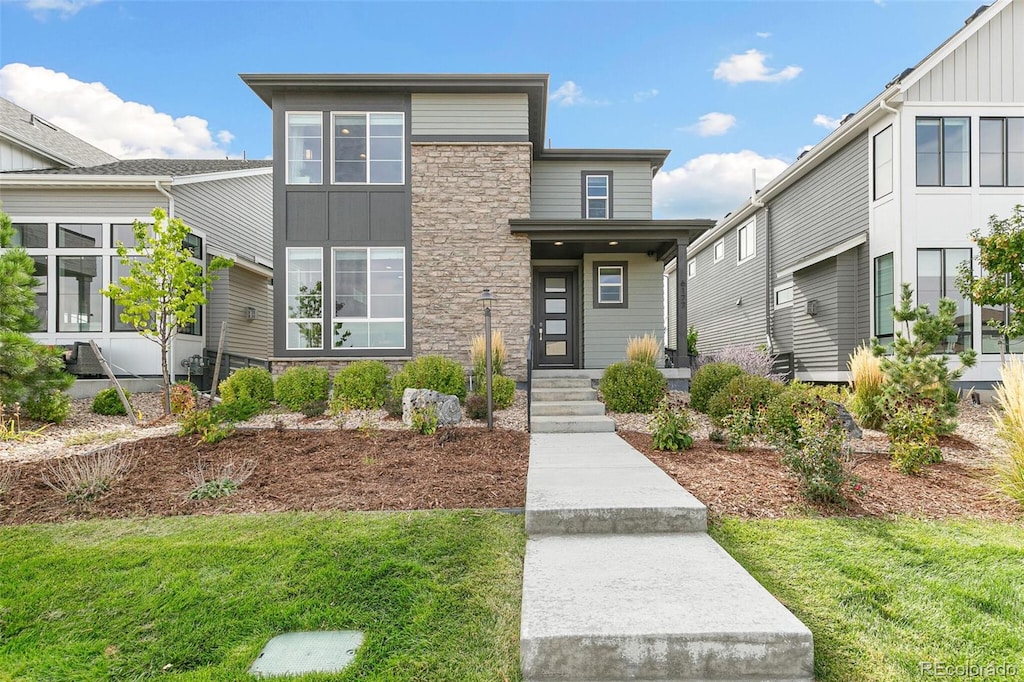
top-left (533, 269), bottom-right (578, 368)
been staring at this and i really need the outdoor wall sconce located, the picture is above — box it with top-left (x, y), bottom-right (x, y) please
top-left (806, 300), bottom-right (818, 316)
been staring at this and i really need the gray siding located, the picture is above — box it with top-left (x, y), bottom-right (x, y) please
top-left (793, 260), bottom-right (840, 372)
top-left (207, 266), bottom-right (272, 359)
top-left (0, 187), bottom-right (165, 217)
top-left (531, 160), bottom-right (653, 220)
top-left (172, 173), bottom-right (273, 265)
top-left (411, 93), bottom-right (529, 138)
top-left (582, 253), bottom-right (664, 368)
top-left (666, 263), bottom-right (678, 351)
top-left (0, 139), bottom-right (53, 171)
top-left (772, 304), bottom-right (793, 353)
top-left (905, 0), bottom-right (1024, 103)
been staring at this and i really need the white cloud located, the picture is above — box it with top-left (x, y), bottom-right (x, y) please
top-left (653, 150), bottom-right (789, 219)
top-left (798, 144), bottom-right (814, 155)
top-left (713, 49), bottom-right (802, 84)
top-left (0, 63), bottom-right (235, 159)
top-left (813, 113), bottom-right (842, 130)
top-left (633, 88), bottom-right (659, 103)
top-left (23, 0), bottom-right (102, 18)
top-left (685, 112), bottom-right (737, 137)
top-left (548, 80), bottom-right (608, 107)
top-left (756, 31), bottom-right (772, 39)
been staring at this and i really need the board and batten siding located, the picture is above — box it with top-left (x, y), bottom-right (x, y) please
top-left (410, 93), bottom-right (529, 138)
top-left (905, 0), bottom-right (1024, 103)
top-left (0, 187), bottom-right (165, 217)
top-left (172, 173), bottom-right (273, 265)
top-left (582, 253), bottom-right (663, 368)
top-left (206, 266), bottom-right (272, 360)
top-left (0, 139), bottom-right (54, 172)
top-left (531, 161), bottom-right (653, 220)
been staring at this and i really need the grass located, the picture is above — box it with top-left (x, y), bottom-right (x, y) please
top-left (710, 517), bottom-right (1024, 681)
top-left (63, 429), bottom-right (134, 447)
top-left (0, 510), bottom-right (525, 681)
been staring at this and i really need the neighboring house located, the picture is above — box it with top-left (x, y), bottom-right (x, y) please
top-left (687, 0), bottom-right (1023, 385)
top-left (241, 73), bottom-right (712, 379)
top-left (0, 97), bottom-right (118, 171)
top-left (0, 158), bottom-right (274, 385)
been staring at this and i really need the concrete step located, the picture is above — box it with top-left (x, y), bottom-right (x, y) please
top-left (530, 400), bottom-right (606, 417)
top-left (529, 416), bottom-right (616, 434)
top-left (531, 376), bottom-right (593, 389)
top-left (530, 387), bottom-right (597, 402)
top-left (520, 533), bottom-right (814, 681)
top-left (526, 433), bottom-right (706, 535)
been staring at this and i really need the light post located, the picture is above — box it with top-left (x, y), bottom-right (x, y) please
top-left (479, 289), bottom-right (496, 430)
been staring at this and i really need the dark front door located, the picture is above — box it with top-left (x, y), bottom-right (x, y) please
top-left (534, 269), bottom-right (578, 368)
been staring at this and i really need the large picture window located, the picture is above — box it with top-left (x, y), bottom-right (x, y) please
top-left (917, 248), bottom-right (972, 352)
top-left (332, 247), bottom-right (406, 349)
top-left (916, 117), bottom-right (969, 187)
top-left (286, 112), bottom-right (323, 185)
top-left (332, 112), bottom-right (405, 184)
top-left (57, 256), bottom-right (102, 332)
top-left (874, 253), bottom-right (894, 344)
top-left (873, 125), bottom-right (893, 199)
top-left (980, 117), bottom-right (1024, 187)
top-left (286, 248), bottom-right (323, 350)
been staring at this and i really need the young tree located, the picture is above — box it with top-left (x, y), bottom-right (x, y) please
top-left (0, 207), bottom-right (74, 422)
top-left (956, 204), bottom-right (1024, 357)
top-left (103, 208), bottom-right (231, 414)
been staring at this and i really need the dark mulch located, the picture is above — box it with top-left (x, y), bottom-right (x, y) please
top-left (0, 427), bottom-right (529, 525)
top-left (621, 432), bottom-right (1021, 522)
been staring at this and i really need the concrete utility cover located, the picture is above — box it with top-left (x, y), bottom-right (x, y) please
top-left (249, 631), bottom-right (364, 677)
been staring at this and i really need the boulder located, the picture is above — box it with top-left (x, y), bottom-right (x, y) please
top-left (402, 388), bottom-right (462, 427)
top-left (828, 400), bottom-right (863, 440)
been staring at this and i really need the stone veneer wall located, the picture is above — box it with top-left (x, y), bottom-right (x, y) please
top-left (410, 143), bottom-right (533, 380)
top-left (269, 358), bottom-right (408, 378)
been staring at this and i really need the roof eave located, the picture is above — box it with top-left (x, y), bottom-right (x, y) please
top-left (0, 174), bottom-right (171, 188)
top-left (0, 128), bottom-right (79, 168)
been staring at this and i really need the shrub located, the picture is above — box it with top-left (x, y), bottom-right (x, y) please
top-left (847, 344), bottom-right (885, 429)
top-left (707, 373), bottom-right (783, 427)
top-left (625, 333), bottom-right (660, 367)
top-left (42, 444), bottom-right (135, 503)
top-left (219, 367), bottom-right (274, 409)
top-left (410, 404), bottom-right (438, 435)
top-left (686, 325), bottom-right (699, 357)
top-left (92, 387), bottom-right (131, 416)
top-left (701, 343), bottom-right (781, 379)
top-left (470, 331), bottom-right (507, 381)
top-left (762, 386), bottom-right (833, 448)
top-left (23, 390), bottom-right (71, 424)
top-left (179, 398), bottom-right (261, 444)
top-left (466, 393), bottom-right (488, 420)
top-left (332, 360), bottom-right (390, 411)
top-left (186, 459), bottom-right (256, 500)
top-left (170, 381), bottom-right (197, 415)
top-left (780, 409), bottom-right (856, 505)
top-left (301, 400), bottom-right (328, 418)
top-left (689, 362), bottom-right (745, 413)
top-left (993, 356), bottom-right (1024, 507)
top-left (651, 397), bottom-right (694, 451)
top-left (383, 392), bottom-right (404, 419)
top-left (885, 397), bottom-right (942, 475)
top-left (391, 355), bottom-right (466, 404)
top-left (599, 361), bottom-right (666, 413)
top-left (491, 375), bottom-right (516, 410)
top-left (273, 365), bottom-right (330, 411)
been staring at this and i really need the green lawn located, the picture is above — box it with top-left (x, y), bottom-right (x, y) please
top-left (0, 510), bottom-right (524, 681)
top-left (711, 517), bottom-right (1024, 681)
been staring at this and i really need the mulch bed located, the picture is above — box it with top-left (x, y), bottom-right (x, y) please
top-left (621, 432), bottom-right (1021, 522)
top-left (0, 427), bottom-right (529, 525)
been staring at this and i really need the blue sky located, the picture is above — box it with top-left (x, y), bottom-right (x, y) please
top-left (0, 0), bottom-right (981, 217)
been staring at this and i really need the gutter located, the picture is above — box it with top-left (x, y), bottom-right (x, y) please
top-left (154, 180), bottom-right (174, 218)
top-left (0, 174), bottom-right (172, 188)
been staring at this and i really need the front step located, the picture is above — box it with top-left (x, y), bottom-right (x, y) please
top-left (530, 387), bottom-right (597, 402)
top-left (520, 533), bottom-right (814, 681)
top-left (532, 376), bottom-right (593, 389)
top-left (529, 415), bottom-right (615, 434)
top-left (530, 400), bottom-right (606, 417)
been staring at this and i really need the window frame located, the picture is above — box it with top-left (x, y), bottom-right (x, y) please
top-left (285, 111), bottom-right (323, 185)
top-left (581, 172), bottom-right (612, 219)
top-left (873, 125), bottom-right (894, 200)
top-left (916, 247), bottom-right (973, 353)
top-left (737, 220), bottom-right (756, 264)
top-left (330, 111), bottom-right (406, 186)
top-left (713, 238), bottom-right (725, 263)
top-left (874, 252), bottom-right (895, 344)
top-left (915, 116), bottom-right (970, 187)
top-left (593, 261), bottom-right (628, 309)
top-left (774, 283), bottom-right (794, 310)
top-left (285, 247), bottom-right (324, 351)
top-left (980, 117), bottom-right (1024, 187)
top-left (687, 258), bottom-right (696, 279)
top-left (330, 246), bottom-right (407, 350)
top-left (56, 254), bottom-right (103, 333)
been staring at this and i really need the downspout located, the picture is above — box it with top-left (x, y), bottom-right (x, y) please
top-left (154, 180), bottom-right (174, 217)
top-left (751, 169), bottom-right (771, 353)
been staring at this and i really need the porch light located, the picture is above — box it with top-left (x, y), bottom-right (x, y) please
top-left (608, 241), bottom-right (619, 246)
top-left (478, 289), bottom-right (496, 429)
top-left (554, 241), bottom-right (564, 246)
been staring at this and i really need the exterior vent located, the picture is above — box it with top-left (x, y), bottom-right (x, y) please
top-left (245, 306), bottom-right (257, 320)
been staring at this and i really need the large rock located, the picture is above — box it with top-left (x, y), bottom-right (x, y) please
top-left (828, 400), bottom-right (863, 440)
top-left (402, 388), bottom-right (462, 427)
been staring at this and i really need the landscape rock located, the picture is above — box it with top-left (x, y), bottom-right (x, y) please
top-left (402, 388), bottom-right (462, 427)
top-left (828, 401), bottom-right (863, 440)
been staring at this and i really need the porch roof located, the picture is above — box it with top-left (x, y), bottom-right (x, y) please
top-left (509, 218), bottom-right (713, 260)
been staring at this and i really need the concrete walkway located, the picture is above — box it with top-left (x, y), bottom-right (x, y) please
top-left (520, 432), bottom-right (814, 681)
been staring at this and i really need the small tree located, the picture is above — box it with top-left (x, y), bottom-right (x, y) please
top-left (956, 204), bottom-right (1024, 358)
top-left (103, 208), bottom-right (231, 414)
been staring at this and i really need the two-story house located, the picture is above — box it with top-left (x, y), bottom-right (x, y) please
top-left (241, 73), bottom-right (712, 380)
top-left (688, 0), bottom-right (1022, 386)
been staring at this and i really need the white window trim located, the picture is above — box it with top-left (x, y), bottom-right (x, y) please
top-left (686, 258), bottom-right (696, 279)
top-left (774, 283), bottom-right (794, 310)
top-left (331, 246), bottom-right (407, 349)
top-left (596, 264), bottom-right (624, 304)
top-left (585, 174), bottom-right (610, 219)
top-left (285, 111), bottom-right (323, 186)
top-left (737, 220), bottom-right (756, 264)
top-left (330, 112), bottom-right (406, 186)
top-left (285, 246), bottom-right (324, 351)
top-left (713, 238), bottom-right (725, 263)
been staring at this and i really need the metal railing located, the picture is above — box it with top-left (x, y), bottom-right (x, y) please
top-left (526, 328), bottom-right (534, 432)
top-left (192, 350), bottom-right (270, 392)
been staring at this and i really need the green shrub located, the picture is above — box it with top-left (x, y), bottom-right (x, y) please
top-left (170, 382), bottom-right (197, 415)
top-left (651, 397), bottom-right (694, 451)
top-left (391, 355), bottom-right (466, 404)
top-left (466, 393), bottom-right (488, 420)
top-left (762, 386), bottom-right (835, 448)
top-left (599, 361), bottom-right (666, 413)
top-left (780, 409), bottom-right (856, 504)
top-left (274, 365), bottom-right (330, 411)
top-left (218, 367), bottom-right (273, 409)
top-left (92, 387), bottom-right (131, 416)
top-left (301, 400), bottom-right (328, 418)
top-left (689, 362), bottom-right (745, 413)
top-left (410, 404), bottom-right (438, 435)
top-left (707, 373), bottom-right (784, 427)
top-left (490, 375), bottom-right (516, 410)
top-left (885, 397), bottom-right (942, 475)
top-left (23, 390), bottom-right (71, 424)
top-left (332, 360), bottom-right (390, 411)
top-left (383, 392), bottom-right (403, 419)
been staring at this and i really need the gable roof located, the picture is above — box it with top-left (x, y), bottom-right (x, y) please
top-left (0, 97), bottom-right (119, 168)
top-left (1, 158), bottom-right (272, 176)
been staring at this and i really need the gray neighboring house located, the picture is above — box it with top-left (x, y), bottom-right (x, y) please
top-left (687, 0), bottom-right (1023, 385)
top-left (0, 158), bottom-right (274, 390)
top-left (0, 97), bottom-right (118, 171)
top-left (241, 73), bottom-right (712, 379)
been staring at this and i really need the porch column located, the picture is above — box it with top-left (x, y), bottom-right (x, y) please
top-left (676, 237), bottom-right (688, 369)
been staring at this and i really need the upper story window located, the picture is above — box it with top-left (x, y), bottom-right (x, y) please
top-left (687, 258), bottom-right (696, 279)
top-left (583, 173), bottom-right (610, 219)
top-left (916, 117), bottom-right (969, 187)
top-left (873, 125), bottom-right (893, 199)
top-left (286, 112), bottom-right (323, 185)
top-left (333, 112), bottom-right (405, 184)
top-left (713, 238), bottom-right (725, 262)
top-left (738, 221), bottom-right (756, 263)
top-left (980, 117), bottom-right (1024, 187)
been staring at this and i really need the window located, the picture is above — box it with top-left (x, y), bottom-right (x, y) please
top-left (687, 259), bottom-right (696, 279)
top-left (332, 247), bottom-right (406, 349)
top-left (738, 221), bottom-right (756, 263)
top-left (57, 256), bottom-right (102, 332)
top-left (57, 223), bottom-right (102, 248)
top-left (286, 112), bottom-right (322, 184)
top-left (917, 248), bottom-right (972, 352)
top-left (594, 262), bottom-right (627, 308)
top-left (713, 239), bottom-right (725, 262)
top-left (916, 117), bottom-right (969, 187)
top-left (874, 253), bottom-right (895, 344)
top-left (980, 117), bottom-right (1024, 187)
top-left (11, 223), bottom-right (46, 247)
top-left (332, 112), bottom-right (405, 184)
top-left (873, 125), bottom-right (893, 199)
top-left (774, 283), bottom-right (794, 309)
top-left (980, 273), bottom-right (1024, 354)
top-left (182, 232), bottom-right (203, 259)
top-left (30, 256), bottom-right (47, 330)
top-left (583, 173), bottom-right (610, 219)
top-left (111, 223), bottom-right (138, 248)
top-left (286, 248), bottom-right (323, 350)
top-left (110, 256), bottom-right (143, 332)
